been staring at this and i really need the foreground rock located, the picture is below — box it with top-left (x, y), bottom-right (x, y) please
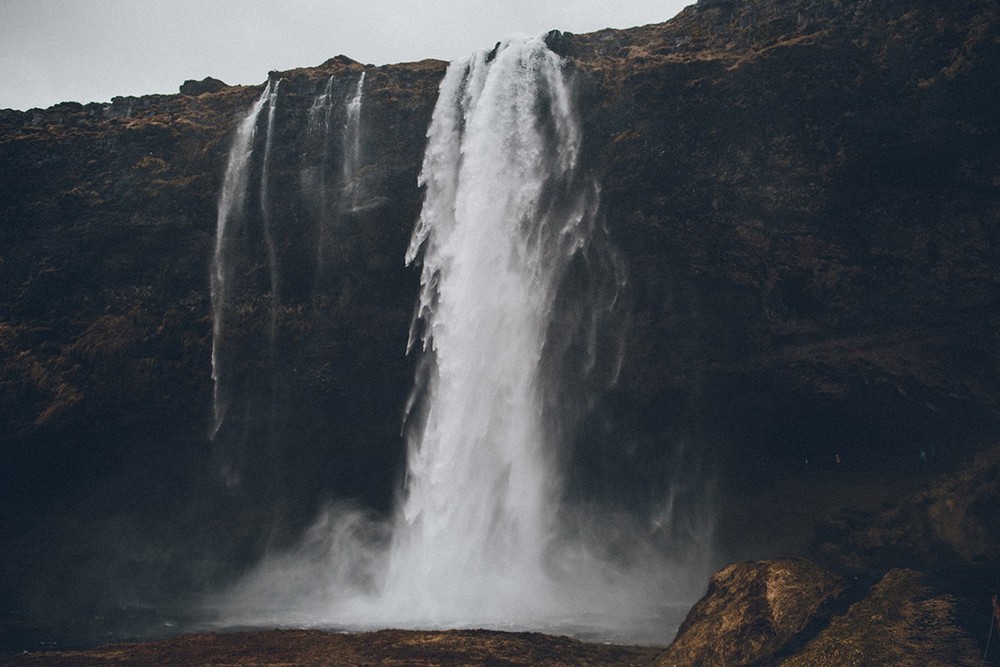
top-left (658, 563), bottom-right (984, 666)
top-left (0, 629), bottom-right (662, 667)
top-left (655, 558), bottom-right (847, 666)
top-left (781, 569), bottom-right (981, 667)
top-left (660, 446), bottom-right (1000, 665)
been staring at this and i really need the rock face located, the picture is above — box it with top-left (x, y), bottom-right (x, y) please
top-left (812, 443), bottom-right (1000, 569)
top-left (1, 0), bottom-right (1000, 656)
top-left (781, 568), bottom-right (981, 667)
top-left (655, 558), bottom-right (847, 666)
top-left (558, 0), bottom-right (1000, 482)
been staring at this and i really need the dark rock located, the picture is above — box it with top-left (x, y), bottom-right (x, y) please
top-left (179, 77), bottom-right (228, 96)
top-left (781, 568), bottom-right (981, 666)
top-left (812, 444), bottom-right (1000, 570)
top-left (655, 558), bottom-right (847, 666)
top-left (543, 29), bottom-right (572, 55)
top-left (696, 0), bottom-right (737, 10)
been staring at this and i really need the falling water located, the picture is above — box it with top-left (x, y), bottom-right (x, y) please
top-left (306, 71), bottom-right (365, 282)
top-left (210, 83), bottom-right (270, 440)
top-left (216, 38), bottom-right (702, 644)
top-left (210, 72), bottom-right (365, 489)
top-left (381, 36), bottom-right (590, 620)
top-left (260, 80), bottom-right (282, 347)
top-left (342, 72), bottom-right (365, 211)
top-left (304, 74), bottom-right (337, 226)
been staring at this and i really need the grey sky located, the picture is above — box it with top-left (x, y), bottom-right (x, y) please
top-left (0, 1), bottom-right (692, 111)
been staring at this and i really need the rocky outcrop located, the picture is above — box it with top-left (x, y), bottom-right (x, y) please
top-left (655, 558), bottom-right (848, 666)
top-left (179, 77), bottom-right (228, 96)
top-left (661, 445), bottom-right (1000, 665)
top-left (781, 568), bottom-right (981, 667)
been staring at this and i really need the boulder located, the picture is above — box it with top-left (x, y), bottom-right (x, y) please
top-left (655, 558), bottom-right (846, 666)
top-left (179, 77), bottom-right (228, 96)
top-left (780, 568), bottom-right (981, 667)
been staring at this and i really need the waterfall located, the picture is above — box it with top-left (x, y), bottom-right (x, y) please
top-left (209, 71), bottom-right (368, 490)
top-left (218, 38), bottom-right (684, 642)
top-left (382, 36), bottom-right (590, 620)
top-left (210, 82), bottom-right (270, 441)
top-left (214, 39), bottom-right (702, 644)
top-left (306, 71), bottom-right (365, 283)
top-left (260, 79), bottom-right (282, 348)
top-left (305, 75), bottom-right (337, 278)
top-left (342, 72), bottom-right (365, 211)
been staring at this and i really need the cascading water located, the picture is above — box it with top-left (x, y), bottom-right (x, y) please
top-left (305, 75), bottom-right (337, 277)
top-left (306, 71), bottom-right (366, 280)
top-left (210, 82), bottom-right (270, 441)
top-left (216, 38), bottom-right (705, 644)
top-left (260, 80), bottom-right (282, 348)
top-left (381, 36), bottom-right (592, 620)
top-left (209, 70), bottom-right (372, 494)
top-left (341, 72), bottom-right (365, 211)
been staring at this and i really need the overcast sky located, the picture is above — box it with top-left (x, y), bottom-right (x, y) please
top-left (0, 1), bottom-right (692, 111)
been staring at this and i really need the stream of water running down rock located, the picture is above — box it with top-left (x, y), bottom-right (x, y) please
top-left (214, 38), bottom-right (703, 644)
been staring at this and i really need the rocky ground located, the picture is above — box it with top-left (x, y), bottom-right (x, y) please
top-left (0, 629), bottom-right (661, 667)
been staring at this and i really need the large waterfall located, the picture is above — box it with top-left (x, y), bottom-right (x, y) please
top-left (381, 36), bottom-right (600, 621)
top-left (213, 39), bottom-right (702, 644)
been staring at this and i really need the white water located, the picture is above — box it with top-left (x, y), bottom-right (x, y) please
top-left (212, 71), bottom-right (364, 443)
top-left (342, 72), bottom-right (365, 211)
top-left (260, 79), bottom-right (282, 347)
top-left (306, 72), bottom-right (366, 278)
top-left (304, 74), bottom-right (337, 239)
top-left (383, 36), bottom-right (587, 620)
top-left (215, 38), bottom-right (705, 644)
top-left (210, 82), bottom-right (270, 440)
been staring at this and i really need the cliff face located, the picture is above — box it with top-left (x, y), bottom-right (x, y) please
top-left (561, 0), bottom-right (1000, 477)
top-left (0, 57), bottom-right (448, 641)
top-left (1, 0), bottom-right (999, 654)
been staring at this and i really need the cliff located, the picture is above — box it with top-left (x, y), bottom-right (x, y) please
top-left (2, 0), bottom-right (999, 661)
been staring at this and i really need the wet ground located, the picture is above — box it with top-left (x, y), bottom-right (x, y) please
top-left (0, 628), bottom-right (663, 666)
